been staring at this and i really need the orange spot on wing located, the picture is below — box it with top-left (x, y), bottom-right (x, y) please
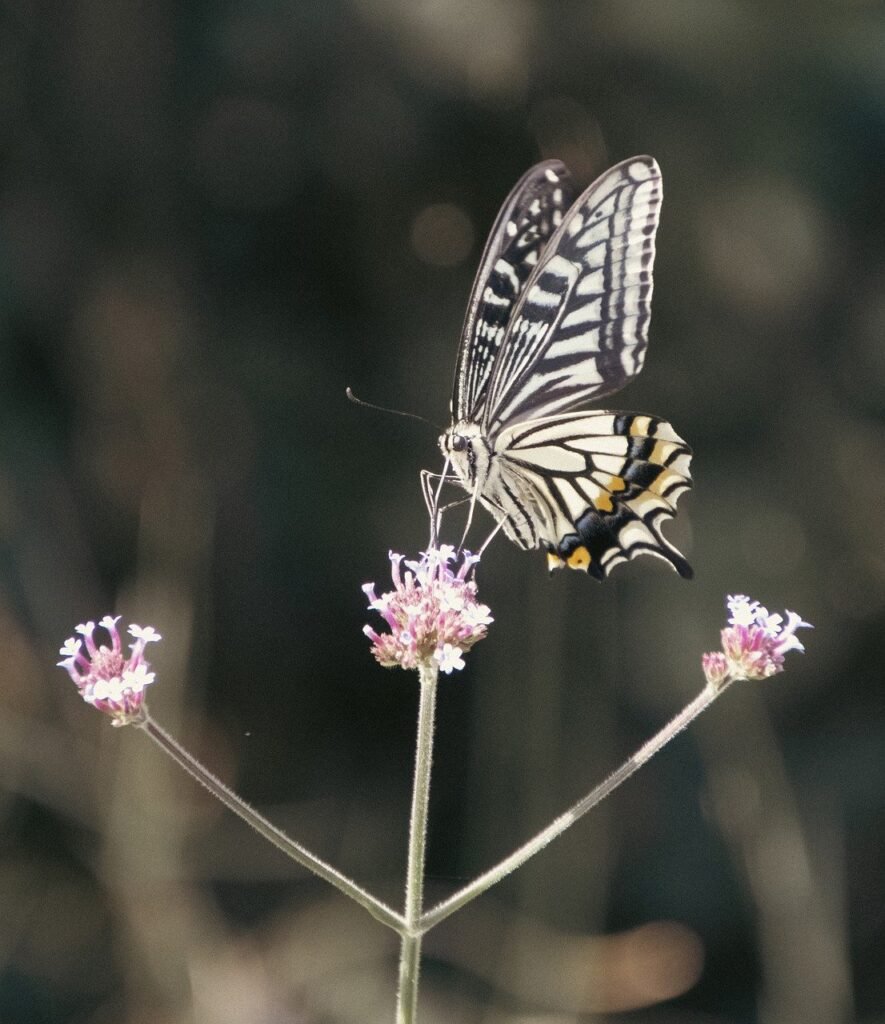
top-left (566, 546), bottom-right (591, 570)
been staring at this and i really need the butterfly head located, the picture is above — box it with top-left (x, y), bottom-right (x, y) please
top-left (440, 422), bottom-right (491, 491)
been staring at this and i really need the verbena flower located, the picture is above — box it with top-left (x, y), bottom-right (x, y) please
top-left (703, 594), bottom-right (811, 687)
top-left (363, 546), bottom-right (492, 673)
top-left (58, 616), bottom-right (161, 726)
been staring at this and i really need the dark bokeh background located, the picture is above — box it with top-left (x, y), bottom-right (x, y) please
top-left (1, 1), bottom-right (883, 1021)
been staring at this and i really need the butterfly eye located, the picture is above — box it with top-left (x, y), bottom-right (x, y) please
top-left (451, 435), bottom-right (468, 453)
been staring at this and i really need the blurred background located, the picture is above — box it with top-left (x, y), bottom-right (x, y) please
top-left (1, 0), bottom-right (883, 1020)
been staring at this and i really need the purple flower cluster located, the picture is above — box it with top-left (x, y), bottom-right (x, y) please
top-left (702, 594), bottom-right (811, 687)
top-left (363, 546), bottom-right (493, 674)
top-left (58, 616), bottom-right (161, 726)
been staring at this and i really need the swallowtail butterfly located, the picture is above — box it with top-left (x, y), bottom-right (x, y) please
top-left (438, 156), bottom-right (693, 580)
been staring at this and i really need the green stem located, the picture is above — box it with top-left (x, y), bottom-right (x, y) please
top-left (137, 713), bottom-right (405, 933)
top-left (420, 678), bottom-right (733, 933)
top-left (395, 659), bottom-right (439, 1023)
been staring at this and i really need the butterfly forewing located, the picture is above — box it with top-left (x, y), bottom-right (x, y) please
top-left (452, 161), bottom-right (575, 423)
top-left (483, 157), bottom-right (662, 436)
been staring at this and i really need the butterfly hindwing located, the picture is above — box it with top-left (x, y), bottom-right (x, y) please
top-left (483, 157), bottom-right (663, 435)
top-left (490, 411), bottom-right (692, 579)
top-left (452, 161), bottom-right (575, 423)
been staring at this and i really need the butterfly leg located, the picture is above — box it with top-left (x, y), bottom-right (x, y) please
top-left (457, 480), bottom-right (485, 553)
top-left (421, 461), bottom-right (458, 548)
top-left (420, 469), bottom-right (442, 546)
top-left (439, 497), bottom-right (471, 514)
top-left (478, 518), bottom-right (506, 558)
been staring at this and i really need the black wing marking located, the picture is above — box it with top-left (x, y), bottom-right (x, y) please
top-left (482, 157), bottom-right (663, 436)
top-left (492, 410), bottom-right (692, 579)
top-left (452, 160), bottom-right (575, 423)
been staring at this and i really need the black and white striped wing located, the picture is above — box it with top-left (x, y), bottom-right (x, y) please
top-left (491, 410), bottom-right (692, 579)
top-left (452, 161), bottom-right (575, 423)
top-left (483, 157), bottom-right (662, 437)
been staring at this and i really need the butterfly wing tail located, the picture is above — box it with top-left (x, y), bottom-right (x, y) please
top-left (498, 411), bottom-right (692, 579)
top-left (547, 503), bottom-right (692, 580)
top-left (548, 413), bottom-right (692, 579)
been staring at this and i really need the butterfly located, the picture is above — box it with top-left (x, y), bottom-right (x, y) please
top-left (437, 156), bottom-right (693, 580)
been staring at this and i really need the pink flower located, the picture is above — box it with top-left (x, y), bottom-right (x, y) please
top-left (58, 616), bottom-right (161, 726)
top-left (701, 651), bottom-right (729, 687)
top-left (363, 547), bottom-right (492, 674)
top-left (702, 594), bottom-right (811, 687)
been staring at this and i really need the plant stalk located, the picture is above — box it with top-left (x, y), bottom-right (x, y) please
top-left (138, 713), bottom-right (405, 933)
top-left (420, 678), bottom-right (733, 932)
top-left (395, 659), bottom-right (439, 1023)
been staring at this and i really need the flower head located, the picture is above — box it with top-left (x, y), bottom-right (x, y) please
top-left (363, 546), bottom-right (492, 674)
top-left (57, 616), bottom-right (161, 726)
top-left (702, 594), bottom-right (811, 688)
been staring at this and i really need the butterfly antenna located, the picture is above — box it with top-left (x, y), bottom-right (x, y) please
top-left (346, 388), bottom-right (442, 431)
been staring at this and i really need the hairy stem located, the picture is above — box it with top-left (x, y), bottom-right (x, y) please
top-left (396, 659), bottom-right (439, 1023)
top-left (420, 678), bottom-right (734, 932)
top-left (138, 713), bottom-right (405, 933)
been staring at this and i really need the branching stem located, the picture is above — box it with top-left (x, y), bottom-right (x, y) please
top-left (420, 678), bottom-right (734, 932)
top-left (138, 713), bottom-right (405, 933)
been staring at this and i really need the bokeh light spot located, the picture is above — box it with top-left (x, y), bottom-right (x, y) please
top-left (410, 203), bottom-right (474, 268)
